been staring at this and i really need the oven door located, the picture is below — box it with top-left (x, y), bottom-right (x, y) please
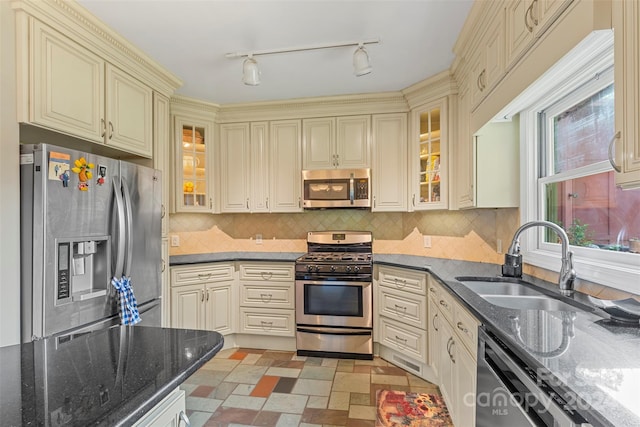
top-left (295, 280), bottom-right (372, 328)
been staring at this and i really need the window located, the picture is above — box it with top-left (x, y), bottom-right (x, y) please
top-left (512, 34), bottom-right (640, 294)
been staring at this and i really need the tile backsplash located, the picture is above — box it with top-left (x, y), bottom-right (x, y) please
top-left (169, 208), bottom-right (520, 264)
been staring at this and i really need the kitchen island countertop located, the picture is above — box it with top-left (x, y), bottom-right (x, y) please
top-left (0, 326), bottom-right (224, 426)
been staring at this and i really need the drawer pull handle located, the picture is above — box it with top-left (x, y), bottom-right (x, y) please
top-left (206, 291), bottom-right (210, 301)
top-left (429, 287), bottom-right (436, 293)
top-left (261, 272), bottom-right (273, 280)
top-left (432, 313), bottom-right (439, 332)
top-left (395, 335), bottom-right (408, 343)
top-left (178, 410), bottom-right (191, 427)
top-left (260, 293), bottom-right (273, 302)
top-left (394, 304), bottom-right (407, 312)
top-left (439, 300), bottom-right (448, 309)
top-left (198, 273), bottom-right (212, 280)
top-left (200, 291), bottom-right (204, 302)
top-left (260, 321), bottom-right (273, 328)
top-left (456, 321), bottom-right (468, 334)
top-left (394, 278), bottom-right (408, 288)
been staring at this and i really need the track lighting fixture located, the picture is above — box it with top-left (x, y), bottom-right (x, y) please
top-left (242, 55), bottom-right (260, 86)
top-left (227, 38), bottom-right (379, 86)
top-left (353, 44), bottom-right (372, 76)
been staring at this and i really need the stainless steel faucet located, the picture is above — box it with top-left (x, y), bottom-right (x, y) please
top-left (502, 220), bottom-right (577, 295)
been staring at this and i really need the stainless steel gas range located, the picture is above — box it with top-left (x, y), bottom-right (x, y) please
top-left (295, 231), bottom-right (373, 359)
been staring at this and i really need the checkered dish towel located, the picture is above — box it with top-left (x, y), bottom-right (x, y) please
top-left (111, 276), bottom-right (141, 325)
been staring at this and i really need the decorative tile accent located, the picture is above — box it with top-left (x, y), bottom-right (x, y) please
top-left (251, 375), bottom-right (280, 398)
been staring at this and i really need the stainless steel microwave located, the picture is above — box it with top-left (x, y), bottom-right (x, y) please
top-left (302, 169), bottom-right (371, 209)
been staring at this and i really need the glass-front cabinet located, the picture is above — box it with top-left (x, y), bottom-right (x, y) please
top-left (173, 115), bottom-right (215, 213)
top-left (411, 98), bottom-right (447, 210)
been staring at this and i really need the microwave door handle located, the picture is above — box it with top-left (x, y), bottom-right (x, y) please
top-left (349, 175), bottom-right (355, 205)
top-left (112, 177), bottom-right (125, 279)
top-left (121, 178), bottom-right (134, 278)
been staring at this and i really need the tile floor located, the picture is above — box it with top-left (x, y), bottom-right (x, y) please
top-left (180, 348), bottom-right (442, 427)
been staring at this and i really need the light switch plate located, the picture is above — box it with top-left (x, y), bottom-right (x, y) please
top-left (423, 235), bottom-right (432, 248)
top-left (171, 235), bottom-right (180, 247)
top-left (256, 234), bottom-right (263, 244)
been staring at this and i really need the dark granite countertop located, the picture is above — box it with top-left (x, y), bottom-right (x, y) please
top-left (0, 326), bottom-right (224, 426)
top-left (374, 254), bottom-right (640, 427)
top-left (167, 251), bottom-right (640, 426)
top-left (170, 251), bottom-right (303, 265)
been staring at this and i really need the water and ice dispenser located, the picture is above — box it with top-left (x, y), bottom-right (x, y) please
top-left (56, 237), bottom-right (110, 304)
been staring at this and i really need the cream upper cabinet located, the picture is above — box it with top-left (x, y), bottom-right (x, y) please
top-left (410, 99), bottom-right (447, 210)
top-left (613, 0), bottom-right (640, 189)
top-left (220, 122), bottom-right (272, 212)
top-left (220, 123), bottom-right (251, 212)
top-left (28, 19), bottom-right (153, 157)
top-left (302, 116), bottom-right (370, 169)
top-left (270, 120), bottom-right (303, 212)
top-left (470, 8), bottom-right (505, 110)
top-left (371, 113), bottom-right (408, 211)
top-left (250, 122), bottom-right (270, 212)
top-left (153, 93), bottom-right (171, 237)
top-left (505, 0), bottom-right (573, 67)
top-left (173, 115), bottom-right (215, 213)
top-left (455, 78), bottom-right (475, 209)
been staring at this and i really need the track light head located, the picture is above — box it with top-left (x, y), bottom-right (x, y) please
top-left (353, 44), bottom-right (372, 76)
top-left (242, 55), bottom-right (260, 86)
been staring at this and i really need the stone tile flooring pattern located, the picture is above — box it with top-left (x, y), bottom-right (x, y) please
top-left (180, 348), bottom-right (442, 427)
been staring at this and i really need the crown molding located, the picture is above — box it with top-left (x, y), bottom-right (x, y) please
top-left (170, 95), bottom-right (220, 121)
top-left (402, 70), bottom-right (457, 109)
top-left (11, 0), bottom-right (182, 96)
top-left (216, 92), bottom-right (409, 123)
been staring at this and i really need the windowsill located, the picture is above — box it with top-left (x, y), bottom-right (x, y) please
top-left (523, 248), bottom-right (640, 296)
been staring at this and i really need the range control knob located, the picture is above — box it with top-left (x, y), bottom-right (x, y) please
top-left (345, 265), bottom-right (352, 273)
top-left (307, 265), bottom-right (314, 272)
top-left (354, 266), bottom-right (360, 273)
top-left (330, 265), bottom-right (336, 272)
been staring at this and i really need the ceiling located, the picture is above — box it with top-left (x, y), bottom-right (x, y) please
top-left (77, 0), bottom-right (473, 106)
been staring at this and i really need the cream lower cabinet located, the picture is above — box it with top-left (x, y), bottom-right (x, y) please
top-left (23, 18), bottom-right (153, 157)
top-left (132, 388), bottom-right (188, 427)
top-left (170, 263), bottom-right (235, 335)
top-left (429, 278), bottom-right (479, 426)
top-left (374, 265), bottom-right (429, 376)
top-left (238, 262), bottom-right (295, 337)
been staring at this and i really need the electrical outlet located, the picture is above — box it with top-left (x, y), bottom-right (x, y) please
top-left (171, 235), bottom-right (180, 247)
top-left (423, 235), bottom-right (432, 248)
top-left (256, 234), bottom-right (263, 244)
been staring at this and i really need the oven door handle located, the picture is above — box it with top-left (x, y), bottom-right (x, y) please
top-left (297, 327), bottom-right (372, 336)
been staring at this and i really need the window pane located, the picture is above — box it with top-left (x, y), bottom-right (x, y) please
top-left (553, 84), bottom-right (614, 173)
top-left (544, 172), bottom-right (640, 251)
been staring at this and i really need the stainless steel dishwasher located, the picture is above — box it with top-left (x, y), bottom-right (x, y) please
top-left (476, 328), bottom-right (592, 427)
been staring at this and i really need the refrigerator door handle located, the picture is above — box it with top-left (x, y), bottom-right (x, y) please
top-left (121, 178), bottom-right (134, 278)
top-left (112, 177), bottom-right (126, 279)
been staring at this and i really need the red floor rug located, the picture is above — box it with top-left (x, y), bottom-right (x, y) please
top-left (376, 389), bottom-right (453, 427)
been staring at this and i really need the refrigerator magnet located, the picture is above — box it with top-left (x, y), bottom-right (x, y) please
top-left (49, 151), bottom-right (71, 187)
top-left (97, 164), bottom-right (107, 186)
top-left (71, 157), bottom-right (94, 191)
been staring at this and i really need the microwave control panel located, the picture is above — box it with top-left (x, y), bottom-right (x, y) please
top-left (355, 179), bottom-right (369, 200)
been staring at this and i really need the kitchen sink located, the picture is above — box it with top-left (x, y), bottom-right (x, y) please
top-left (455, 277), bottom-right (578, 312)
top-left (481, 295), bottom-right (577, 311)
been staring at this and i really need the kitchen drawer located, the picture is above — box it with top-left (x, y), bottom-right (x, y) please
top-left (239, 282), bottom-right (294, 309)
top-left (239, 262), bottom-right (294, 282)
top-left (239, 308), bottom-right (295, 337)
top-left (453, 303), bottom-right (480, 358)
top-left (378, 316), bottom-right (427, 363)
top-left (377, 265), bottom-right (427, 295)
top-left (378, 286), bottom-right (427, 329)
top-left (433, 282), bottom-right (455, 324)
top-left (427, 275), bottom-right (440, 303)
top-left (171, 262), bottom-right (235, 286)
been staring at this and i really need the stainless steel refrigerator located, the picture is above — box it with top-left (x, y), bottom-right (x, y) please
top-left (20, 143), bottom-right (162, 343)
